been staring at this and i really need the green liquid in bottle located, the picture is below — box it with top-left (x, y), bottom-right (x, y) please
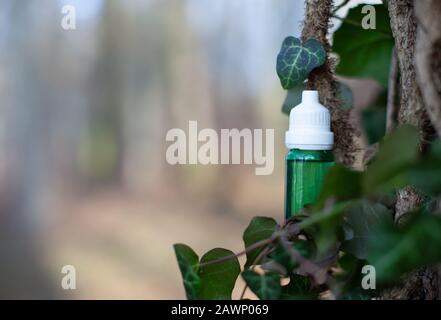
top-left (285, 149), bottom-right (334, 220)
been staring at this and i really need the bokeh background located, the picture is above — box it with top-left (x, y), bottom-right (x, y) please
top-left (0, 0), bottom-right (380, 299)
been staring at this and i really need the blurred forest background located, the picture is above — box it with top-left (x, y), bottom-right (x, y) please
top-left (0, 0), bottom-right (380, 299)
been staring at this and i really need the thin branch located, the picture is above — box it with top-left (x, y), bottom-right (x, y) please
top-left (239, 245), bottom-right (273, 300)
top-left (332, 0), bottom-right (350, 14)
top-left (386, 47), bottom-right (399, 133)
top-left (331, 14), bottom-right (393, 37)
top-left (198, 236), bottom-right (276, 267)
top-left (279, 235), bottom-right (328, 285)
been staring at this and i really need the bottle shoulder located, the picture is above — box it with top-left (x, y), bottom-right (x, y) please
top-left (286, 149), bottom-right (334, 162)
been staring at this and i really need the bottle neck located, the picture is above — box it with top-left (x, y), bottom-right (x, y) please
top-left (287, 149), bottom-right (334, 162)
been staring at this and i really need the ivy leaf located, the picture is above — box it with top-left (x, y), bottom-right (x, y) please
top-left (301, 202), bottom-right (352, 256)
top-left (198, 248), bottom-right (240, 300)
top-left (315, 164), bottom-right (363, 210)
top-left (363, 124), bottom-right (420, 194)
top-left (173, 244), bottom-right (201, 300)
top-left (367, 214), bottom-right (441, 284)
top-left (342, 200), bottom-right (393, 259)
top-left (405, 141), bottom-right (441, 196)
top-left (335, 253), bottom-right (375, 299)
top-left (277, 36), bottom-right (326, 89)
top-left (361, 91), bottom-right (388, 144)
top-left (270, 240), bottom-right (313, 274)
top-left (333, 4), bottom-right (394, 87)
top-left (338, 82), bottom-right (354, 110)
top-left (243, 217), bottom-right (278, 268)
top-left (242, 270), bottom-right (282, 300)
top-left (281, 84), bottom-right (304, 115)
top-left (281, 274), bottom-right (319, 300)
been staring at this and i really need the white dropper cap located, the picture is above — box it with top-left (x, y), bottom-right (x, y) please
top-left (285, 90), bottom-right (334, 150)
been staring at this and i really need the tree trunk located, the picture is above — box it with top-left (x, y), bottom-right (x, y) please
top-left (414, 0), bottom-right (441, 139)
top-left (385, 0), bottom-right (438, 300)
top-left (301, 0), bottom-right (360, 167)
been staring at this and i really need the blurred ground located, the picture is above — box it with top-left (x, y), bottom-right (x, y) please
top-left (46, 189), bottom-right (273, 299)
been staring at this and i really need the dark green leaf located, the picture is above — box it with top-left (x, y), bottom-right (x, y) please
top-left (301, 202), bottom-right (352, 256)
top-left (316, 164), bottom-right (363, 209)
top-left (270, 240), bottom-right (313, 274)
top-left (405, 142), bottom-right (441, 195)
top-left (277, 37), bottom-right (326, 89)
top-left (342, 200), bottom-right (393, 259)
top-left (242, 270), bottom-right (282, 300)
top-left (338, 82), bottom-right (354, 110)
top-left (333, 5), bottom-right (394, 86)
top-left (341, 290), bottom-right (373, 300)
top-left (336, 253), bottom-right (375, 299)
top-left (243, 217), bottom-right (278, 268)
top-left (174, 244), bottom-right (201, 300)
top-left (281, 84), bottom-right (304, 115)
top-left (367, 214), bottom-right (441, 283)
top-left (362, 109), bottom-right (386, 145)
top-left (363, 125), bottom-right (420, 194)
top-left (361, 90), bottom-right (387, 144)
top-left (281, 274), bottom-right (318, 300)
top-left (198, 248), bottom-right (241, 300)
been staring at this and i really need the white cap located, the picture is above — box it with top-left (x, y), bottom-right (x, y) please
top-left (285, 90), bottom-right (334, 150)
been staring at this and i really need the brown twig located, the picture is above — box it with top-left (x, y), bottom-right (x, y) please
top-left (279, 235), bottom-right (328, 285)
top-left (332, 0), bottom-right (350, 14)
top-left (198, 237), bottom-right (276, 267)
top-left (239, 245), bottom-right (273, 300)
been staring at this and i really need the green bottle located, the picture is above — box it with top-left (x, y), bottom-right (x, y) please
top-left (285, 91), bottom-right (334, 220)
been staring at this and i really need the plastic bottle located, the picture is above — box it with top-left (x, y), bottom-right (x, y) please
top-left (285, 90), bottom-right (334, 220)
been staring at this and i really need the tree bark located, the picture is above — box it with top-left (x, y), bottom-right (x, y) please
top-left (301, 0), bottom-right (360, 167)
top-left (414, 0), bottom-right (441, 139)
top-left (386, 0), bottom-right (438, 299)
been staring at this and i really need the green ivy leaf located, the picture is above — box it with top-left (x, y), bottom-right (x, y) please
top-left (405, 141), bottom-right (441, 196)
top-left (367, 214), bottom-right (441, 284)
top-left (281, 274), bottom-right (319, 300)
top-left (281, 84), bottom-right (304, 115)
top-left (361, 90), bottom-right (388, 144)
top-left (270, 240), bottom-right (313, 274)
top-left (301, 202), bottom-right (352, 256)
top-left (315, 164), bottom-right (363, 209)
top-left (198, 248), bottom-right (240, 300)
top-left (174, 244), bottom-right (201, 300)
top-left (277, 37), bottom-right (326, 89)
top-left (333, 4), bottom-right (394, 87)
top-left (243, 217), bottom-right (278, 268)
top-left (342, 200), bottom-right (393, 259)
top-left (363, 125), bottom-right (420, 194)
top-left (242, 270), bottom-right (282, 300)
top-left (362, 109), bottom-right (387, 145)
top-left (338, 82), bottom-right (354, 110)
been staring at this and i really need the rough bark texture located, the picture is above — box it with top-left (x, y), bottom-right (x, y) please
top-left (386, 0), bottom-right (438, 299)
top-left (414, 0), bottom-right (441, 299)
top-left (382, 268), bottom-right (439, 300)
top-left (301, 0), bottom-right (360, 167)
top-left (386, 48), bottom-right (399, 133)
top-left (414, 0), bottom-right (441, 139)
